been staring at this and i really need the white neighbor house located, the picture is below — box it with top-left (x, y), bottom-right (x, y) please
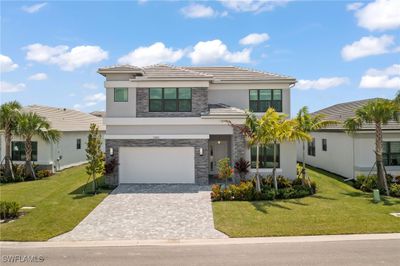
top-left (0, 105), bottom-right (105, 172)
top-left (99, 64), bottom-right (298, 185)
top-left (297, 99), bottom-right (400, 179)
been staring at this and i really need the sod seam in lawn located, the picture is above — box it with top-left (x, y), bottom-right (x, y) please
top-left (212, 167), bottom-right (400, 237)
top-left (0, 165), bottom-right (111, 241)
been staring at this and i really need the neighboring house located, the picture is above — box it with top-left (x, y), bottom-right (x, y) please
top-left (0, 105), bottom-right (105, 172)
top-left (90, 111), bottom-right (106, 118)
top-left (297, 99), bottom-right (400, 179)
top-left (98, 64), bottom-right (297, 185)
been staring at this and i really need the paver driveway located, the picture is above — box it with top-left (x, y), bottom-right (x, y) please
top-left (52, 184), bottom-right (227, 241)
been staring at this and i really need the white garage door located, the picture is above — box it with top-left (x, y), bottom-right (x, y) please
top-left (119, 147), bottom-right (195, 184)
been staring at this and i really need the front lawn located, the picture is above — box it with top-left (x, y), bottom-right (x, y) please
top-left (0, 165), bottom-right (111, 241)
top-left (213, 167), bottom-right (400, 237)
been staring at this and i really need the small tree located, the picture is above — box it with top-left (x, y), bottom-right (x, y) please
top-left (234, 158), bottom-right (250, 182)
top-left (85, 123), bottom-right (104, 194)
top-left (217, 157), bottom-right (233, 187)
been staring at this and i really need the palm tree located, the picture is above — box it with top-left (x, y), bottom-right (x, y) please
top-left (261, 108), bottom-right (311, 191)
top-left (0, 101), bottom-right (22, 179)
top-left (15, 112), bottom-right (61, 178)
top-left (226, 111), bottom-right (268, 192)
top-left (295, 106), bottom-right (338, 182)
top-left (344, 99), bottom-right (399, 196)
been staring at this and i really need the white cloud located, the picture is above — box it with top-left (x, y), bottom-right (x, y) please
top-left (341, 35), bottom-right (397, 61)
top-left (354, 0), bottom-right (400, 31)
top-left (0, 81), bottom-right (26, 93)
top-left (82, 83), bottom-right (98, 90)
top-left (181, 4), bottom-right (216, 18)
top-left (22, 2), bottom-right (47, 13)
top-left (346, 2), bottom-right (363, 11)
top-left (84, 93), bottom-right (106, 103)
top-left (28, 73), bottom-right (47, 80)
top-left (219, 0), bottom-right (288, 13)
top-left (118, 42), bottom-right (184, 66)
top-left (296, 77), bottom-right (349, 90)
top-left (24, 43), bottom-right (108, 71)
top-left (239, 33), bottom-right (270, 45)
top-left (359, 64), bottom-right (400, 89)
top-left (189, 39), bottom-right (251, 64)
top-left (0, 54), bottom-right (18, 72)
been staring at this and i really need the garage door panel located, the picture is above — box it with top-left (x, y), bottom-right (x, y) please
top-left (119, 147), bottom-right (195, 184)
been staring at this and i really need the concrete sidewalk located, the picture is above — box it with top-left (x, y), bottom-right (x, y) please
top-left (2, 233), bottom-right (399, 248)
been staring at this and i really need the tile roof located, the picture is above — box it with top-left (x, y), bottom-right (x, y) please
top-left (98, 64), bottom-right (295, 82)
top-left (313, 98), bottom-right (400, 131)
top-left (202, 103), bottom-right (246, 118)
top-left (24, 105), bottom-right (105, 132)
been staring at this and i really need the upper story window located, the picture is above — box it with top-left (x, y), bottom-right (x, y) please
top-left (383, 141), bottom-right (400, 166)
top-left (12, 141), bottom-right (38, 161)
top-left (322, 139), bottom-right (327, 151)
top-left (149, 88), bottom-right (192, 112)
top-left (250, 144), bottom-right (280, 169)
top-left (307, 138), bottom-right (316, 156)
top-left (114, 88), bottom-right (128, 102)
top-left (249, 89), bottom-right (282, 112)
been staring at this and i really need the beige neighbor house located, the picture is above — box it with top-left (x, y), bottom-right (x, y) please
top-left (297, 99), bottom-right (400, 179)
top-left (98, 64), bottom-right (298, 185)
top-left (0, 105), bottom-right (105, 172)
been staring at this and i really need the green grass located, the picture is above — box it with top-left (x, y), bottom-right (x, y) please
top-left (213, 167), bottom-right (400, 237)
top-left (0, 165), bottom-right (111, 241)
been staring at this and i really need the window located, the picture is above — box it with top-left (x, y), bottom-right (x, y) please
top-left (114, 88), bottom-right (128, 102)
top-left (383, 141), bottom-right (400, 166)
top-left (308, 139), bottom-right (316, 156)
top-left (149, 88), bottom-right (192, 112)
top-left (11, 141), bottom-right (38, 161)
top-left (322, 139), bottom-right (327, 151)
top-left (250, 144), bottom-right (280, 168)
top-left (249, 89), bottom-right (282, 112)
top-left (76, 139), bottom-right (81, 150)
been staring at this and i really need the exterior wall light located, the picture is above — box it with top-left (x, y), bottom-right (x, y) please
top-left (199, 148), bottom-right (203, 156)
top-left (110, 147), bottom-right (114, 156)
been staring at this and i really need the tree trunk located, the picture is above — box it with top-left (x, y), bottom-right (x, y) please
top-left (4, 125), bottom-right (13, 179)
top-left (25, 137), bottom-right (34, 178)
top-left (301, 141), bottom-right (306, 183)
top-left (375, 122), bottom-right (389, 196)
top-left (273, 142), bottom-right (278, 191)
top-left (255, 144), bottom-right (261, 192)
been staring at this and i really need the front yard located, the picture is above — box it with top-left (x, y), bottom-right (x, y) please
top-left (213, 167), bottom-right (400, 237)
top-left (0, 165), bottom-right (111, 241)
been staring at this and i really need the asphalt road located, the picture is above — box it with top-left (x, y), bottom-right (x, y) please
top-left (1, 239), bottom-right (399, 266)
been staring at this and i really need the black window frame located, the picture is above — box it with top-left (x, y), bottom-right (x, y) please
top-left (114, 88), bottom-right (128, 102)
top-left (308, 138), bottom-right (316, 156)
top-left (11, 141), bottom-right (38, 161)
top-left (249, 89), bottom-right (282, 112)
top-left (76, 139), bottom-right (81, 150)
top-left (383, 141), bottom-right (400, 166)
top-left (250, 144), bottom-right (280, 169)
top-left (322, 139), bottom-right (327, 151)
top-left (149, 88), bottom-right (192, 112)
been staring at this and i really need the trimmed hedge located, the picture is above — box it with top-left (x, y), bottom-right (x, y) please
top-left (353, 174), bottom-right (400, 198)
top-left (211, 176), bottom-right (316, 201)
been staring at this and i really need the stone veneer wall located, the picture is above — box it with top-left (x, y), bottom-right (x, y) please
top-left (231, 127), bottom-right (247, 163)
top-left (136, 88), bottom-right (208, 117)
top-left (105, 139), bottom-right (209, 186)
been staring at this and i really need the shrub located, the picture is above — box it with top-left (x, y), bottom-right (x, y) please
top-left (234, 158), bottom-right (250, 181)
top-left (217, 157), bottom-right (233, 185)
top-left (211, 184), bottom-right (222, 201)
top-left (359, 175), bottom-right (378, 192)
top-left (0, 201), bottom-right (20, 219)
top-left (36, 169), bottom-right (52, 179)
top-left (104, 158), bottom-right (117, 175)
top-left (389, 184), bottom-right (400, 197)
top-left (227, 181), bottom-right (254, 201)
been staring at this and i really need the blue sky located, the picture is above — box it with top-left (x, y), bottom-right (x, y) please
top-left (1, 0), bottom-right (399, 116)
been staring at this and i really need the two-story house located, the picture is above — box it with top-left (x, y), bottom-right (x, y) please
top-left (98, 64), bottom-right (297, 185)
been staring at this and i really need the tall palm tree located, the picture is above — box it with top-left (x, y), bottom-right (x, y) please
top-left (295, 106), bottom-right (338, 182)
top-left (15, 112), bottom-right (61, 178)
top-left (344, 99), bottom-right (399, 196)
top-left (227, 111), bottom-right (269, 192)
top-left (261, 108), bottom-right (311, 190)
top-left (0, 101), bottom-right (22, 179)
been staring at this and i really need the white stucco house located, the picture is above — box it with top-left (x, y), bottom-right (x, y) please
top-left (297, 99), bottom-right (400, 179)
top-left (0, 105), bottom-right (105, 172)
top-left (99, 64), bottom-right (298, 185)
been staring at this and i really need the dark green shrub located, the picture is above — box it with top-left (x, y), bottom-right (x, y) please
top-left (359, 175), bottom-right (378, 192)
top-left (0, 201), bottom-right (20, 219)
top-left (36, 169), bottom-right (52, 179)
top-left (389, 184), bottom-right (400, 197)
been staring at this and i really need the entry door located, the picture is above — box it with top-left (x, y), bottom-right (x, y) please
top-left (209, 140), bottom-right (228, 175)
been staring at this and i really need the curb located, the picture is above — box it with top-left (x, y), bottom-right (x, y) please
top-left (1, 233), bottom-right (400, 248)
